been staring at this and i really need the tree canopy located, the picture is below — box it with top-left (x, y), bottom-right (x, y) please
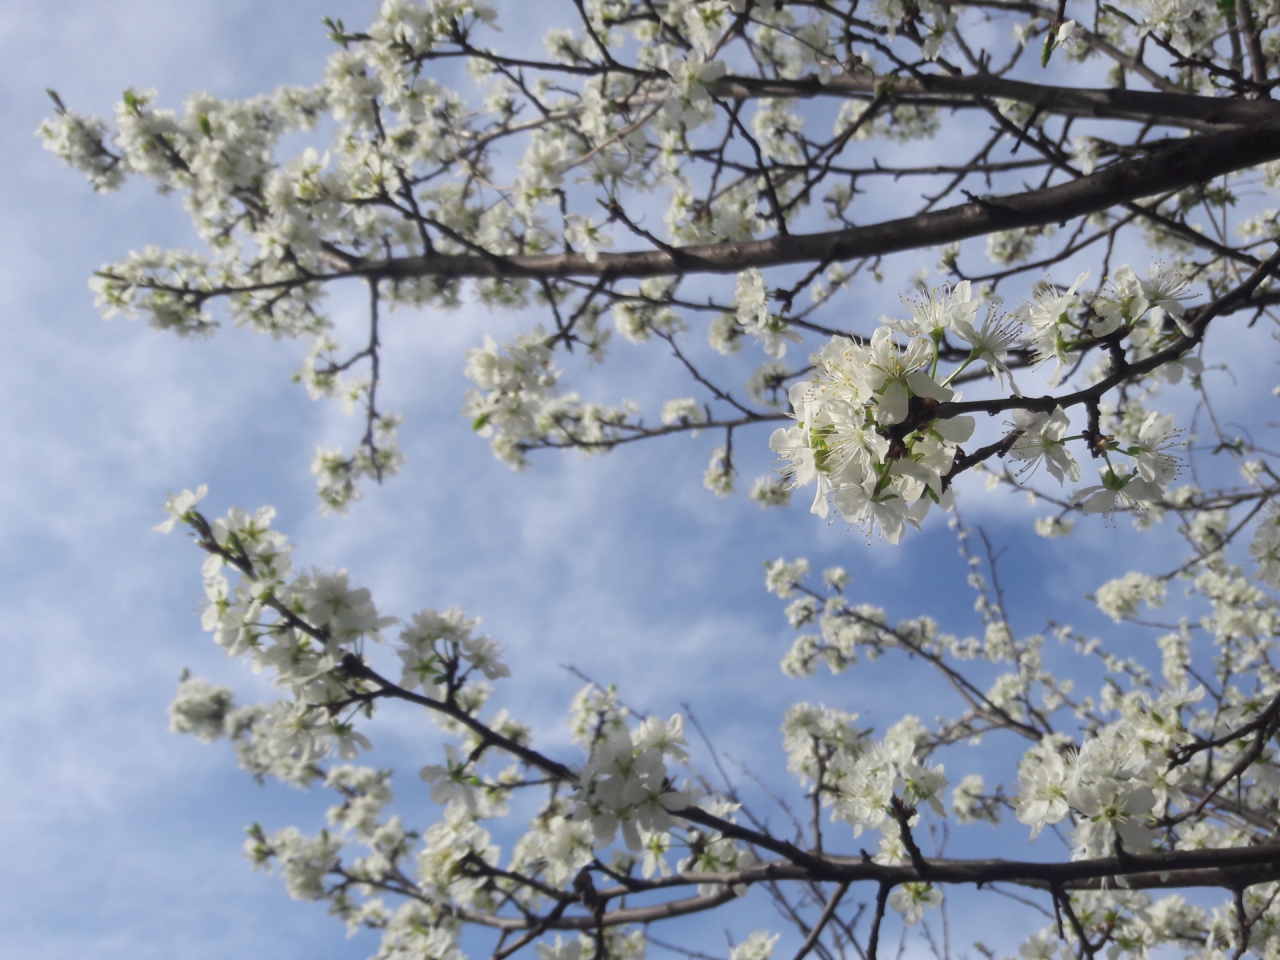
top-left (38, 0), bottom-right (1280, 958)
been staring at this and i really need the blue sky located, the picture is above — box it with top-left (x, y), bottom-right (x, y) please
top-left (1, 3), bottom-right (1271, 958)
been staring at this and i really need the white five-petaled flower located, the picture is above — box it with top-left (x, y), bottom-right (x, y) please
top-left (1008, 407), bottom-right (1079, 484)
top-left (832, 481), bottom-right (914, 544)
top-left (1072, 465), bottom-right (1163, 516)
top-left (1018, 270), bottom-right (1088, 386)
top-left (885, 279), bottom-right (980, 339)
top-left (888, 882), bottom-right (942, 925)
top-left (330, 720), bottom-right (372, 761)
top-left (564, 215), bottom-right (613, 264)
top-left (156, 484), bottom-right (208, 533)
top-left (1130, 411), bottom-right (1182, 486)
top-left (1141, 267), bottom-right (1198, 336)
top-left (460, 633), bottom-right (511, 680)
top-left (662, 52), bottom-right (726, 129)
top-left (921, 9), bottom-right (958, 60)
top-left (863, 327), bottom-right (952, 425)
top-left (1016, 749), bottom-right (1070, 838)
top-left (420, 744), bottom-right (479, 814)
top-left (1091, 265), bottom-right (1148, 338)
top-left (951, 306), bottom-right (1024, 393)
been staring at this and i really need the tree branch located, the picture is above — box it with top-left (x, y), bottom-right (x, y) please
top-left (333, 126), bottom-right (1280, 283)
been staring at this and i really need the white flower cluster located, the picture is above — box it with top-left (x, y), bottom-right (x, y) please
top-left (1250, 505), bottom-right (1280, 589)
top-left (311, 414), bottom-right (407, 515)
top-left (570, 714), bottom-right (695, 852)
top-left (1094, 572), bottom-right (1167, 622)
top-left (159, 487), bottom-right (514, 772)
top-left (730, 931), bottom-right (780, 960)
top-left (464, 328), bottom-right (632, 468)
top-left (36, 105), bottom-right (123, 191)
top-left (168, 674), bottom-right (235, 743)
top-left (764, 553), bottom-right (1280, 880)
top-left (88, 246), bottom-right (220, 338)
top-left (1015, 687), bottom-right (1204, 859)
top-left (769, 282), bottom-right (986, 542)
top-left (781, 703), bottom-right (947, 922)
top-left (164, 492), bottom-right (778, 956)
top-left (771, 267), bottom-right (1200, 541)
top-left (734, 269), bottom-right (802, 359)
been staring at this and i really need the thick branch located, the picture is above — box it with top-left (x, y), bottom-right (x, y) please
top-left (657, 843), bottom-right (1280, 892)
top-left (332, 125), bottom-right (1280, 282)
top-left (707, 73), bottom-right (1280, 132)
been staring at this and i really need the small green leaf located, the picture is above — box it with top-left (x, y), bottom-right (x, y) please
top-left (472, 413), bottom-right (490, 431)
top-left (323, 15), bottom-right (346, 43)
top-left (1041, 34), bottom-right (1056, 68)
top-left (199, 114), bottom-right (213, 137)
